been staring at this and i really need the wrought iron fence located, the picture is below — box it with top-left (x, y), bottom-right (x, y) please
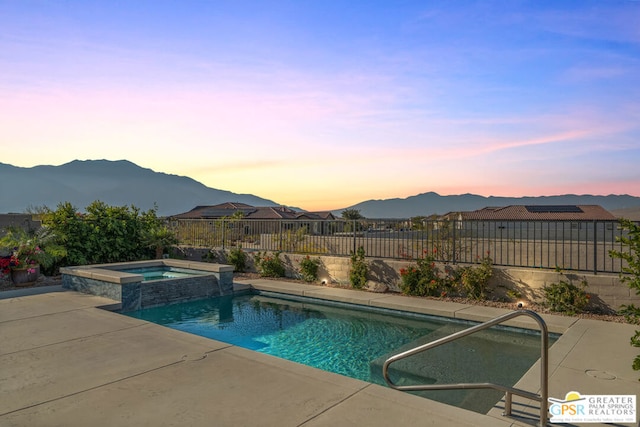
top-left (168, 218), bottom-right (635, 274)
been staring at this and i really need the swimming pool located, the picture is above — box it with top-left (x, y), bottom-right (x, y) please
top-left (124, 292), bottom-right (556, 413)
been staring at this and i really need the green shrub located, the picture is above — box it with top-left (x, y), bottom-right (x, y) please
top-left (350, 246), bottom-right (368, 289)
top-left (542, 278), bottom-right (590, 315)
top-left (255, 251), bottom-right (285, 277)
top-left (610, 219), bottom-right (640, 296)
top-left (619, 305), bottom-right (640, 372)
top-left (227, 246), bottom-right (247, 272)
top-left (144, 224), bottom-right (178, 259)
top-left (400, 252), bottom-right (443, 297)
top-left (609, 218), bottom-right (640, 375)
top-left (202, 250), bottom-right (217, 263)
top-left (399, 253), bottom-right (493, 299)
top-left (458, 256), bottom-right (493, 300)
top-left (400, 266), bottom-right (440, 297)
top-left (399, 250), bottom-right (460, 298)
top-left (299, 255), bottom-right (321, 282)
top-left (40, 201), bottom-right (167, 267)
top-left (505, 289), bottom-right (522, 301)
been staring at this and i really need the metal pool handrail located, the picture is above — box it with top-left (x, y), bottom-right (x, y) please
top-left (382, 309), bottom-right (549, 427)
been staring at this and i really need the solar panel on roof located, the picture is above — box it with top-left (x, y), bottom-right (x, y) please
top-left (525, 205), bottom-right (583, 213)
top-left (201, 208), bottom-right (255, 217)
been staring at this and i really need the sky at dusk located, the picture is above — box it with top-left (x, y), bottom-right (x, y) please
top-left (1, 1), bottom-right (639, 211)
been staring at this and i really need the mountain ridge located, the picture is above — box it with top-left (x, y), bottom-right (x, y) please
top-left (339, 192), bottom-right (640, 218)
top-left (0, 159), bottom-right (278, 216)
top-left (1, 160), bottom-right (639, 218)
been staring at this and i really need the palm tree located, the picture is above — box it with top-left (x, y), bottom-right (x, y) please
top-left (341, 209), bottom-right (363, 220)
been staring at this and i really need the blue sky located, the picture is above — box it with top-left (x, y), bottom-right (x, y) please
top-left (1, 1), bottom-right (639, 210)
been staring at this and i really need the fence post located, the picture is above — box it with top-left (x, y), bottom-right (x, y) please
top-left (593, 220), bottom-right (597, 275)
top-left (222, 219), bottom-right (226, 250)
top-left (452, 219), bottom-right (457, 265)
top-left (353, 220), bottom-right (357, 254)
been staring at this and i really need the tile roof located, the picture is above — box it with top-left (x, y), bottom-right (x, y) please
top-left (170, 204), bottom-right (257, 219)
top-left (170, 203), bottom-right (336, 220)
top-left (308, 211), bottom-right (336, 220)
top-left (245, 206), bottom-right (298, 219)
top-left (461, 205), bottom-right (617, 221)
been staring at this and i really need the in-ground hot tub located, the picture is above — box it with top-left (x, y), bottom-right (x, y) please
top-left (61, 259), bottom-right (234, 312)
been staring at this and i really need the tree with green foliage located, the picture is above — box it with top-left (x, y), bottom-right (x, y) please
top-left (144, 223), bottom-right (178, 259)
top-left (410, 216), bottom-right (427, 230)
top-left (609, 218), bottom-right (640, 375)
top-left (41, 201), bottom-right (171, 266)
top-left (40, 202), bottom-right (91, 265)
top-left (219, 210), bottom-right (246, 246)
top-left (341, 209), bottom-right (363, 220)
top-left (341, 209), bottom-right (364, 233)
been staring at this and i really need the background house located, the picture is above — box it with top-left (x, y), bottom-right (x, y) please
top-left (171, 202), bottom-right (336, 221)
top-left (442, 205), bottom-right (618, 241)
top-left (461, 205), bottom-right (616, 221)
top-left (0, 214), bottom-right (41, 238)
top-left (170, 202), bottom-right (338, 241)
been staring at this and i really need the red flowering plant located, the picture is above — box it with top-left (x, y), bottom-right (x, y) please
top-left (399, 248), bottom-right (454, 297)
top-left (0, 256), bottom-right (11, 279)
top-left (10, 251), bottom-right (41, 274)
top-left (0, 227), bottom-right (65, 278)
top-left (254, 251), bottom-right (285, 277)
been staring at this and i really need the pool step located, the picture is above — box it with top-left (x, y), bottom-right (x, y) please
top-left (369, 323), bottom-right (541, 413)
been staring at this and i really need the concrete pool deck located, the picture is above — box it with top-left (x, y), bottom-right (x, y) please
top-left (1, 280), bottom-right (638, 427)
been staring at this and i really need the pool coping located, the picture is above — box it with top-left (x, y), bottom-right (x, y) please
top-left (60, 260), bottom-right (235, 311)
top-left (60, 259), bottom-right (234, 284)
top-left (237, 279), bottom-right (577, 335)
top-left (1, 281), bottom-right (638, 426)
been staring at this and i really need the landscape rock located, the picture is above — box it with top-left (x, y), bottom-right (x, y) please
top-left (365, 280), bottom-right (388, 293)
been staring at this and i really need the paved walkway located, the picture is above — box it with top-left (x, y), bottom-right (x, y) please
top-left (1, 281), bottom-right (638, 426)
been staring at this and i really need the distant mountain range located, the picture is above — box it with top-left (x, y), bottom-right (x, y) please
top-left (1, 160), bottom-right (639, 218)
top-left (342, 192), bottom-right (640, 219)
top-left (0, 160), bottom-right (277, 216)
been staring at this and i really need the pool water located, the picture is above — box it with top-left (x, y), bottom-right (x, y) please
top-left (117, 266), bottom-right (209, 281)
top-left (125, 293), bottom-right (555, 413)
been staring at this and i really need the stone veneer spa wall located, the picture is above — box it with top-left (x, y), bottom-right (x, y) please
top-left (61, 259), bottom-right (234, 312)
